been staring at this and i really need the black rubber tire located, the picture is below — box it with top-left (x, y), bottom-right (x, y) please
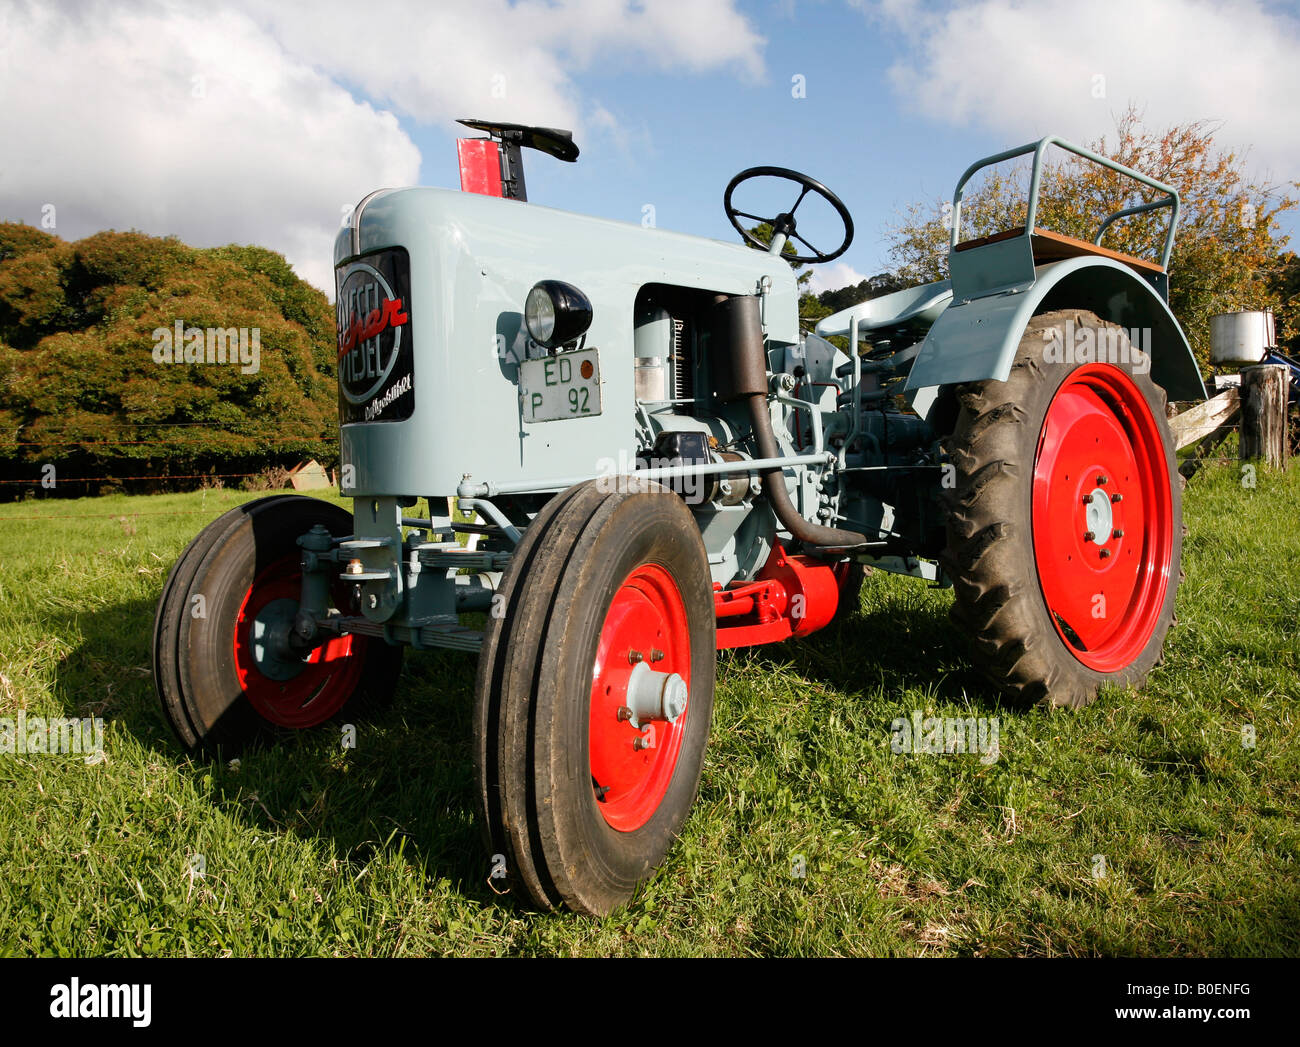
top-left (473, 477), bottom-right (716, 915)
top-left (153, 495), bottom-right (402, 753)
top-left (153, 495), bottom-right (302, 749)
top-left (940, 309), bottom-right (1182, 708)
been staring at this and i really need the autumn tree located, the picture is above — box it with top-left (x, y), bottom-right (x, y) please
top-left (884, 108), bottom-right (1299, 371)
top-left (1272, 252), bottom-right (1300, 354)
top-left (0, 225), bottom-right (340, 496)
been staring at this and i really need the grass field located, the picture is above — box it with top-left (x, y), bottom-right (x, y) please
top-left (0, 463), bottom-right (1297, 957)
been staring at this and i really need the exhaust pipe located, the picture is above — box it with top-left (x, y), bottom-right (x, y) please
top-left (712, 294), bottom-right (867, 555)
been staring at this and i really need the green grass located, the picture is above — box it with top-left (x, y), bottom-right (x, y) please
top-left (0, 466), bottom-right (1297, 956)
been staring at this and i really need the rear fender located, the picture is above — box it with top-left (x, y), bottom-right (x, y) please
top-left (905, 257), bottom-right (1206, 404)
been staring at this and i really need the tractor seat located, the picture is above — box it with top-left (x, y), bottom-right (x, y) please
top-left (953, 227), bottom-right (1164, 275)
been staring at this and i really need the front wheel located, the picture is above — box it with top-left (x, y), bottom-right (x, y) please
top-left (153, 495), bottom-right (402, 752)
top-left (942, 309), bottom-right (1182, 708)
top-left (474, 478), bottom-right (716, 915)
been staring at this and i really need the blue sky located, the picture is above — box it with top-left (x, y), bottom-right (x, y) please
top-left (402, 0), bottom-right (1300, 292)
top-left (404, 0), bottom-right (975, 283)
top-left (2, 0), bottom-right (1297, 296)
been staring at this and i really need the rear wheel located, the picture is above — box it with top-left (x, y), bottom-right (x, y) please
top-left (153, 495), bottom-right (402, 752)
top-left (942, 310), bottom-right (1182, 708)
top-left (474, 477), bottom-right (715, 915)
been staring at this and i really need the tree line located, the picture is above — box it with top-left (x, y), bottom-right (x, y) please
top-left (0, 225), bottom-right (339, 499)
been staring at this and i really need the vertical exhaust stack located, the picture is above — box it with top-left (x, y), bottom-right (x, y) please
top-left (712, 294), bottom-right (867, 554)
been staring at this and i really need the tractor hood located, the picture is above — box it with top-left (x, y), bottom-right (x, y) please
top-left (332, 186), bottom-right (798, 498)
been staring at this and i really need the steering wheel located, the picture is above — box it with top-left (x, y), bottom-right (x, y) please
top-left (723, 166), bottom-right (854, 264)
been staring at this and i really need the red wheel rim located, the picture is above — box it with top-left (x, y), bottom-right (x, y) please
top-left (1032, 363), bottom-right (1173, 672)
top-left (233, 554), bottom-right (365, 728)
top-left (588, 564), bottom-right (692, 832)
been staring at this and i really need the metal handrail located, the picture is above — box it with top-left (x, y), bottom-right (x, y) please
top-left (948, 136), bottom-right (1180, 270)
top-left (457, 450), bottom-right (837, 500)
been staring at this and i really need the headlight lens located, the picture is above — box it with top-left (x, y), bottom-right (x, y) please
top-left (524, 280), bottom-right (592, 349)
top-left (525, 285), bottom-right (556, 344)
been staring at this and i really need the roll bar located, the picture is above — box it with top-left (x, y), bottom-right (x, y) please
top-left (948, 136), bottom-right (1180, 271)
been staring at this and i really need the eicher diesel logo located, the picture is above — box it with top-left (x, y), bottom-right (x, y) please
top-left (336, 247), bottom-right (415, 424)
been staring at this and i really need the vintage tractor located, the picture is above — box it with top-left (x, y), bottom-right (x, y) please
top-left (154, 123), bottom-right (1205, 915)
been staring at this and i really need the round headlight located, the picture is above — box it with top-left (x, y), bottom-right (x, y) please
top-left (525, 285), bottom-right (556, 345)
top-left (524, 280), bottom-right (592, 349)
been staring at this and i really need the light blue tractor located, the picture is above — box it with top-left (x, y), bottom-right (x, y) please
top-left (155, 122), bottom-right (1204, 915)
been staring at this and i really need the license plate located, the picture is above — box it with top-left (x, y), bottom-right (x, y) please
top-left (520, 348), bottom-right (602, 423)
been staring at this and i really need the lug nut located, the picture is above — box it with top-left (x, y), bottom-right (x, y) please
top-left (628, 650), bottom-right (644, 665)
top-left (650, 648), bottom-right (665, 663)
top-left (1112, 529), bottom-right (1124, 539)
top-left (1081, 494), bottom-right (1093, 505)
top-left (1084, 531), bottom-right (1096, 542)
top-left (1097, 474), bottom-right (1109, 485)
top-left (1099, 549), bottom-right (1112, 559)
top-left (616, 706), bottom-right (634, 722)
top-left (1111, 493), bottom-right (1123, 503)
top-left (633, 735), bottom-right (654, 751)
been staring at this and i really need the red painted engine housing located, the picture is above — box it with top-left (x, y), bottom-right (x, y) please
top-left (714, 543), bottom-right (847, 650)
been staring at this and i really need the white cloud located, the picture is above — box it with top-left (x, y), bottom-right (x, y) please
top-left (808, 261), bottom-right (869, 294)
top-left (0, 2), bottom-right (420, 293)
top-left (868, 0), bottom-right (1300, 188)
top-left (0, 0), bottom-right (766, 294)
top-left (238, 0), bottom-right (766, 137)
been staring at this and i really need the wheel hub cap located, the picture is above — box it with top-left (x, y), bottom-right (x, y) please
top-left (624, 662), bottom-right (688, 727)
top-left (1083, 487), bottom-right (1112, 545)
top-left (250, 598), bottom-right (307, 681)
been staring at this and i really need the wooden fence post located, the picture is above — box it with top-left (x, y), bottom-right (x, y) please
top-left (1169, 387), bottom-right (1240, 479)
top-left (1239, 364), bottom-right (1288, 468)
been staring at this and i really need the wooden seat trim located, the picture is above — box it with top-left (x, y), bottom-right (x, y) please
top-left (953, 226), bottom-right (1164, 275)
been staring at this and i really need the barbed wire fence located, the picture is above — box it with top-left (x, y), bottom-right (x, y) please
top-left (0, 420), bottom-right (341, 524)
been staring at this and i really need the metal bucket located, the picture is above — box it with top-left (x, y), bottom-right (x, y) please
top-left (1210, 310), bottom-right (1275, 365)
